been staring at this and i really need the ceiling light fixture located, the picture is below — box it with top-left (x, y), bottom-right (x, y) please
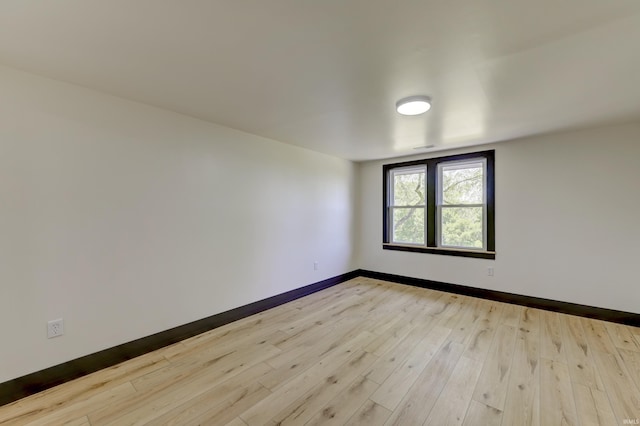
top-left (396, 95), bottom-right (432, 116)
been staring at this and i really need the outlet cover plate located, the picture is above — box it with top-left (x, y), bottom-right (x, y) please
top-left (47, 318), bottom-right (64, 338)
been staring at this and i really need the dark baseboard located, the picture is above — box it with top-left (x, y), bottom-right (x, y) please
top-left (357, 269), bottom-right (640, 327)
top-left (0, 270), bottom-right (359, 407)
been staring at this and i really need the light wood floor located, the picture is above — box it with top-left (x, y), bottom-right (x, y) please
top-left (1, 278), bottom-right (639, 425)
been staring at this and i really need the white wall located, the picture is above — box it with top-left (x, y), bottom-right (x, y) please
top-left (357, 123), bottom-right (640, 314)
top-left (0, 66), bottom-right (356, 383)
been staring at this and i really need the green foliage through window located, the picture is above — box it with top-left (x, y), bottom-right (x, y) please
top-left (442, 165), bottom-right (483, 205)
top-left (441, 207), bottom-right (483, 248)
top-left (439, 162), bottom-right (484, 248)
top-left (390, 168), bottom-right (425, 244)
top-left (393, 170), bottom-right (425, 206)
top-left (393, 208), bottom-right (425, 244)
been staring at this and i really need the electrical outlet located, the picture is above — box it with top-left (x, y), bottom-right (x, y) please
top-left (314, 261), bottom-right (319, 271)
top-left (47, 318), bottom-right (64, 338)
top-left (487, 267), bottom-right (494, 277)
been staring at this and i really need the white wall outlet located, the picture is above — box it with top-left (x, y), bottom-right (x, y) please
top-left (314, 261), bottom-right (319, 271)
top-left (487, 267), bottom-right (494, 277)
top-left (47, 318), bottom-right (64, 338)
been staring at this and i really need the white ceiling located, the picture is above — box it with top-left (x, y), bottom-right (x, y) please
top-left (1, 1), bottom-right (640, 161)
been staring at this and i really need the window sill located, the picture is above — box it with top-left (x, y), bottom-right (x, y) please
top-left (383, 243), bottom-right (496, 259)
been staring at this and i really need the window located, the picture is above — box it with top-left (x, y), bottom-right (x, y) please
top-left (383, 150), bottom-right (495, 259)
top-left (438, 159), bottom-right (486, 249)
top-left (389, 166), bottom-right (426, 245)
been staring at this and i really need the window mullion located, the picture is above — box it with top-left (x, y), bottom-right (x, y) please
top-left (426, 159), bottom-right (437, 247)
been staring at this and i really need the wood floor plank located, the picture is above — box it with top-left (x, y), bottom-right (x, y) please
top-left (590, 348), bottom-right (640, 424)
top-left (0, 351), bottom-right (168, 425)
top-left (581, 318), bottom-right (618, 354)
top-left (239, 332), bottom-right (376, 425)
top-left (424, 355), bottom-right (484, 426)
top-left (287, 285), bottom-right (350, 311)
top-left (383, 341), bottom-right (465, 425)
top-left (161, 325), bottom-right (286, 369)
top-left (370, 325), bottom-right (452, 411)
top-left (162, 304), bottom-right (299, 361)
top-left (434, 294), bottom-right (467, 328)
top-left (618, 348), bottom-right (640, 391)
top-left (131, 339), bottom-right (280, 393)
top-left (364, 320), bottom-right (417, 357)
top-left (540, 310), bottom-right (567, 363)
top-left (24, 382), bottom-right (136, 426)
top-left (90, 346), bottom-right (280, 425)
top-left (560, 314), bottom-right (605, 391)
top-left (265, 316), bottom-right (360, 369)
top-left (518, 307), bottom-right (541, 337)
top-left (572, 383), bottom-right (617, 426)
top-left (183, 383), bottom-right (271, 426)
top-left (461, 400), bottom-right (502, 426)
top-left (604, 321), bottom-right (640, 352)
top-left (446, 297), bottom-right (482, 344)
top-left (225, 417), bottom-right (249, 426)
top-left (463, 300), bottom-right (504, 361)
top-left (501, 303), bottom-right (523, 328)
top-left (365, 312), bottom-right (406, 337)
top-left (588, 386), bottom-right (620, 426)
top-left (344, 400), bottom-right (391, 426)
top-left (539, 358), bottom-right (579, 426)
top-left (281, 294), bottom-right (365, 336)
top-left (501, 335), bottom-right (540, 426)
top-left (141, 362), bottom-right (273, 426)
top-left (426, 293), bottom-right (461, 320)
top-left (363, 315), bottom-right (436, 385)
top-left (62, 416), bottom-right (91, 426)
top-left (1, 278), bottom-right (639, 426)
top-left (305, 376), bottom-right (379, 426)
top-left (471, 324), bottom-right (517, 411)
top-left (354, 283), bottom-right (410, 316)
top-left (266, 351), bottom-right (377, 426)
top-left (368, 289), bottom-right (430, 334)
top-left (269, 316), bottom-right (357, 360)
top-left (259, 320), bottom-right (375, 391)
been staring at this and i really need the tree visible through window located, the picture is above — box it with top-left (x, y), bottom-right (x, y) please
top-left (382, 151), bottom-right (495, 259)
top-left (439, 160), bottom-right (485, 249)
top-left (389, 166), bottom-right (426, 244)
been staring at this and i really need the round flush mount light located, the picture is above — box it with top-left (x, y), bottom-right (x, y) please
top-left (396, 95), bottom-right (432, 115)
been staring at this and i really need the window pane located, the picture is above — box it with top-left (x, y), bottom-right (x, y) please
top-left (392, 207), bottom-right (425, 244)
top-left (441, 207), bottom-right (483, 248)
top-left (393, 169), bottom-right (425, 206)
top-left (442, 163), bottom-right (483, 205)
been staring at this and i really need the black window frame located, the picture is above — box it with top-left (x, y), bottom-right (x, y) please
top-left (382, 150), bottom-right (495, 260)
